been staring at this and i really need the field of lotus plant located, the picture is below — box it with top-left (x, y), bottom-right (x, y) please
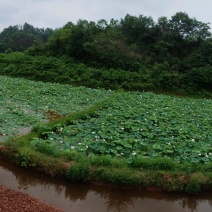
top-left (1, 76), bottom-right (212, 164)
top-left (31, 90), bottom-right (212, 163)
top-left (0, 76), bottom-right (113, 142)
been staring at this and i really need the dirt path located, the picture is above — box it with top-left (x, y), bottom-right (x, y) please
top-left (0, 186), bottom-right (63, 212)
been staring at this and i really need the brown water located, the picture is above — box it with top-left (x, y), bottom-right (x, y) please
top-left (0, 160), bottom-right (211, 212)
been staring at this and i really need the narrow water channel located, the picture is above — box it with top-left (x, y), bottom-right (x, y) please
top-left (0, 159), bottom-right (211, 212)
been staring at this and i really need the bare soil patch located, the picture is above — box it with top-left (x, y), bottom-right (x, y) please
top-left (0, 186), bottom-right (63, 212)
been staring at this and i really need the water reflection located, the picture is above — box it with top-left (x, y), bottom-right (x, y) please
top-left (179, 198), bottom-right (199, 212)
top-left (0, 160), bottom-right (212, 212)
top-left (98, 189), bottom-right (136, 212)
top-left (65, 184), bottom-right (88, 202)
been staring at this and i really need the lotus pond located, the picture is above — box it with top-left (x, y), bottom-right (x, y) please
top-left (1, 75), bottom-right (212, 163)
top-left (0, 76), bottom-right (113, 141)
top-left (30, 91), bottom-right (212, 163)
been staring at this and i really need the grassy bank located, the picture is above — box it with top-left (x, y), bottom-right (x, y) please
top-left (1, 137), bottom-right (212, 195)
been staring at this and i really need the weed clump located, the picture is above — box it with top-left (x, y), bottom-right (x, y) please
top-left (185, 180), bottom-right (201, 195)
top-left (66, 161), bottom-right (89, 182)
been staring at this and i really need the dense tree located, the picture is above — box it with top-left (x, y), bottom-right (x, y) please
top-left (120, 14), bottom-right (156, 50)
top-left (0, 23), bottom-right (53, 53)
top-left (0, 12), bottom-right (211, 95)
top-left (152, 12), bottom-right (211, 72)
top-left (169, 12), bottom-right (211, 40)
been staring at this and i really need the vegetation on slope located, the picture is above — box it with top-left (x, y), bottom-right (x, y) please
top-left (0, 52), bottom-right (211, 97)
top-left (0, 12), bottom-right (212, 96)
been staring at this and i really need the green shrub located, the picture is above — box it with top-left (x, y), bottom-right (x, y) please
top-left (90, 155), bottom-right (113, 166)
top-left (201, 162), bottom-right (212, 172)
top-left (31, 138), bottom-right (59, 157)
top-left (93, 167), bottom-right (144, 187)
top-left (152, 158), bottom-right (177, 171)
top-left (62, 149), bottom-right (84, 161)
top-left (130, 157), bottom-right (177, 171)
top-left (15, 147), bottom-right (36, 167)
top-left (185, 180), bottom-right (201, 195)
top-left (37, 156), bottom-right (66, 177)
top-left (90, 155), bottom-right (127, 168)
top-left (160, 172), bottom-right (186, 192)
top-left (0, 53), bottom-right (211, 96)
top-left (66, 161), bottom-right (89, 182)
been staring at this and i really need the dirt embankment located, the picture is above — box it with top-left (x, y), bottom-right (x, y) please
top-left (0, 186), bottom-right (63, 212)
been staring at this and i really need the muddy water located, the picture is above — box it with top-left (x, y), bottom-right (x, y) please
top-left (0, 160), bottom-right (211, 212)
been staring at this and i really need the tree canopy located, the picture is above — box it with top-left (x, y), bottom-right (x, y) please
top-left (0, 23), bottom-right (53, 53)
top-left (0, 12), bottom-right (211, 95)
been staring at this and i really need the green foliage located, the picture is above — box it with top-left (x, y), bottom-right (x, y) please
top-left (0, 23), bottom-right (53, 53)
top-left (37, 12), bottom-right (212, 75)
top-left (31, 138), bottom-right (59, 157)
top-left (130, 157), bottom-right (177, 171)
top-left (0, 51), bottom-right (211, 95)
top-left (182, 66), bottom-right (212, 92)
top-left (185, 172), bottom-right (208, 194)
top-left (61, 149), bottom-right (84, 162)
top-left (90, 155), bottom-right (127, 168)
top-left (169, 12), bottom-right (211, 40)
top-left (0, 12), bottom-right (212, 94)
top-left (108, 169), bottom-right (139, 186)
top-left (93, 167), bottom-right (144, 187)
top-left (0, 75), bottom-right (112, 140)
top-left (39, 157), bottom-right (66, 177)
top-left (185, 180), bottom-right (201, 195)
top-left (154, 172), bottom-right (186, 192)
top-left (35, 91), bottom-right (212, 164)
top-left (66, 161), bottom-right (89, 182)
top-left (1, 75), bottom-right (211, 171)
top-left (15, 147), bottom-right (36, 167)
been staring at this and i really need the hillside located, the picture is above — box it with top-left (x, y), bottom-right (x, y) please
top-left (0, 12), bottom-right (212, 96)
